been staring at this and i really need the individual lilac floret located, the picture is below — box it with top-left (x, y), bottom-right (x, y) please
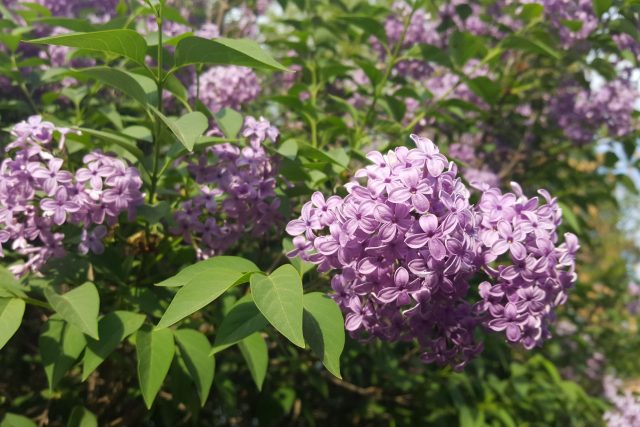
top-left (0, 116), bottom-right (144, 276)
top-left (190, 66), bottom-right (261, 113)
top-left (286, 134), bottom-right (578, 369)
top-left (171, 116), bottom-right (281, 258)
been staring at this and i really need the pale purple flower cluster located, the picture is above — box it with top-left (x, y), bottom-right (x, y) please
top-left (286, 135), bottom-right (577, 368)
top-left (603, 375), bottom-right (640, 427)
top-left (172, 117), bottom-right (281, 258)
top-left (191, 66), bottom-right (261, 113)
top-left (475, 182), bottom-right (579, 349)
top-left (0, 116), bottom-right (143, 276)
top-left (550, 79), bottom-right (639, 145)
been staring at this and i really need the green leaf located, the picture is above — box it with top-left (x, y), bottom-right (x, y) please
top-left (239, 333), bottom-right (268, 391)
top-left (39, 317), bottom-right (87, 390)
top-left (148, 107), bottom-right (208, 151)
top-left (74, 67), bottom-right (148, 104)
top-left (44, 282), bottom-right (100, 340)
top-left (66, 406), bottom-right (97, 427)
top-left (561, 19), bottom-right (583, 32)
top-left (136, 326), bottom-right (175, 409)
top-left (35, 17), bottom-right (95, 32)
top-left (1, 414), bottom-right (37, 427)
top-left (502, 35), bottom-right (560, 59)
top-left (250, 265), bottom-right (305, 348)
top-left (213, 108), bottom-right (243, 139)
top-left (174, 112), bottom-right (210, 151)
top-left (156, 267), bottom-right (245, 329)
top-left (174, 36), bottom-right (287, 71)
top-left (592, 0), bottom-right (612, 17)
top-left (337, 15), bottom-right (386, 43)
top-left (450, 31), bottom-right (485, 66)
top-left (174, 329), bottom-right (215, 406)
top-left (558, 202), bottom-right (582, 233)
top-left (82, 311), bottom-right (145, 380)
top-left (277, 140), bottom-right (298, 160)
top-left (27, 30), bottom-right (148, 66)
top-left (302, 293), bottom-right (344, 379)
top-left (156, 256), bottom-right (259, 287)
top-left (466, 76), bottom-right (501, 105)
top-left (74, 127), bottom-right (145, 163)
top-left (418, 44), bottom-right (453, 68)
top-left (211, 295), bottom-right (268, 354)
top-left (519, 3), bottom-right (544, 22)
top-left (297, 141), bottom-right (348, 170)
top-left (0, 266), bottom-right (27, 298)
top-left (0, 298), bottom-right (25, 350)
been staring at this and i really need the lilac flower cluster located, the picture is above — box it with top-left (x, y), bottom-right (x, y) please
top-left (172, 116), bottom-right (281, 258)
top-left (190, 66), bottom-right (261, 113)
top-left (286, 135), bottom-right (577, 368)
top-left (0, 116), bottom-right (143, 276)
top-left (475, 183), bottom-right (579, 349)
top-left (524, 0), bottom-right (598, 47)
top-left (550, 79), bottom-right (639, 145)
top-left (603, 375), bottom-right (640, 427)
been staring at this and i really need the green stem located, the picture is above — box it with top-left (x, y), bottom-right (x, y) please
top-left (309, 62), bottom-right (319, 147)
top-left (148, 6), bottom-right (165, 204)
top-left (24, 297), bottom-right (51, 310)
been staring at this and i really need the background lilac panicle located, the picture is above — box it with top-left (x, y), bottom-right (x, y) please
top-left (286, 135), bottom-right (578, 369)
top-left (549, 78), bottom-right (639, 145)
top-left (522, 0), bottom-right (598, 48)
top-left (190, 66), bottom-right (261, 113)
top-left (603, 375), bottom-right (640, 427)
top-left (0, 116), bottom-right (144, 276)
top-left (172, 116), bottom-right (281, 259)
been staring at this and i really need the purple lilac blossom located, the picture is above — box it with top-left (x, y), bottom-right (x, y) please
top-left (549, 78), bottom-right (639, 145)
top-left (286, 134), bottom-right (578, 368)
top-left (523, 0), bottom-right (598, 47)
top-left (0, 116), bottom-right (144, 276)
top-left (191, 66), bottom-right (261, 113)
top-left (171, 116), bottom-right (281, 258)
top-left (476, 182), bottom-right (579, 349)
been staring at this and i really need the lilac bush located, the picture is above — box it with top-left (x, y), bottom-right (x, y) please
top-left (286, 134), bottom-right (578, 369)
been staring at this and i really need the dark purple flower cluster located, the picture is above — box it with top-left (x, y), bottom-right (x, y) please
top-left (0, 116), bottom-right (144, 276)
top-left (550, 78), bottom-right (639, 145)
top-left (286, 135), bottom-right (578, 368)
top-left (172, 116), bottom-right (281, 258)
